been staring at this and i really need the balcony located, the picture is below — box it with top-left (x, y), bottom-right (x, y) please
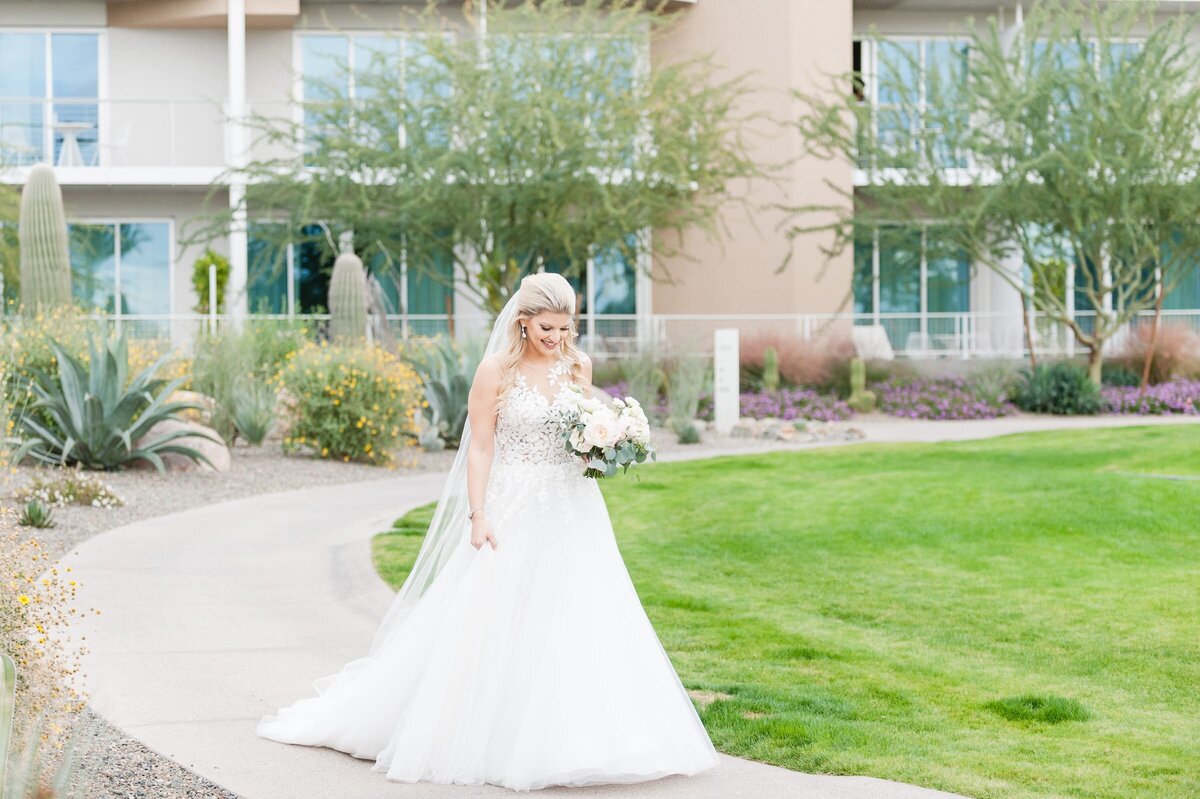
top-left (0, 97), bottom-right (240, 186)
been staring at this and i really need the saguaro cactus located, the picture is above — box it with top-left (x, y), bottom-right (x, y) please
top-left (329, 251), bottom-right (368, 343)
top-left (18, 164), bottom-right (72, 312)
top-left (762, 345), bottom-right (780, 393)
top-left (846, 357), bottom-right (877, 413)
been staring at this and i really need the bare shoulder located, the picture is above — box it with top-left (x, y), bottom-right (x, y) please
top-left (472, 354), bottom-right (504, 386)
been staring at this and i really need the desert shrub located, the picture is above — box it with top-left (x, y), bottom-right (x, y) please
top-left (666, 356), bottom-right (711, 443)
top-left (191, 322), bottom-right (304, 443)
top-left (12, 335), bottom-right (214, 471)
top-left (402, 335), bottom-right (485, 448)
top-left (0, 512), bottom-right (94, 749)
top-left (1109, 323), bottom-right (1200, 384)
top-left (1102, 379), bottom-right (1200, 415)
top-left (1101, 362), bottom-right (1141, 387)
top-left (13, 470), bottom-right (122, 509)
top-left (737, 388), bottom-right (852, 422)
top-left (230, 381), bottom-right (277, 445)
top-left (1, 311), bottom-right (97, 416)
top-left (1014, 362), bottom-right (1103, 415)
top-left (617, 349), bottom-right (666, 412)
top-left (873, 376), bottom-right (1019, 420)
top-left (278, 342), bottom-right (422, 465)
top-left (740, 330), bottom-right (856, 390)
top-left (126, 340), bottom-right (190, 388)
top-left (589, 358), bottom-right (623, 389)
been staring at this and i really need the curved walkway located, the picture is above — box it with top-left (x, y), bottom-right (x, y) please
top-left (58, 417), bottom-right (1197, 799)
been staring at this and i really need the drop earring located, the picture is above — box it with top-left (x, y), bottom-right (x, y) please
top-left (521, 326), bottom-right (527, 339)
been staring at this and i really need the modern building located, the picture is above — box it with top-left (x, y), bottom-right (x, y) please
top-left (1, 1), bottom-right (1197, 355)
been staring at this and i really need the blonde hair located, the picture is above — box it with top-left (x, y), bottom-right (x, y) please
top-left (496, 272), bottom-right (586, 406)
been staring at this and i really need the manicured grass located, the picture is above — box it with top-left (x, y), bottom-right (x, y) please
top-left (373, 426), bottom-right (1200, 799)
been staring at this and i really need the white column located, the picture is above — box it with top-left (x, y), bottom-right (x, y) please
top-left (227, 0), bottom-right (249, 323)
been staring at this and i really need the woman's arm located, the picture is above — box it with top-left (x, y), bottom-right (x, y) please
top-left (466, 355), bottom-right (502, 550)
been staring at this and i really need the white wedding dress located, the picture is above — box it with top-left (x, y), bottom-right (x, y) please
top-left (257, 356), bottom-right (720, 791)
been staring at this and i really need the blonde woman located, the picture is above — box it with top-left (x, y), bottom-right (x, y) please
top-left (258, 272), bottom-right (719, 791)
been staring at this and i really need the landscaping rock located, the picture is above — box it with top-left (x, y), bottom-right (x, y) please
top-left (134, 419), bottom-right (231, 472)
top-left (168, 390), bottom-right (215, 425)
top-left (730, 420), bottom-right (757, 438)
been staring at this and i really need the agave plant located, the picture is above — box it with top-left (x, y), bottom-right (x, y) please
top-left (13, 334), bottom-right (217, 472)
top-left (230, 379), bottom-right (277, 446)
top-left (408, 336), bottom-right (484, 448)
top-left (17, 501), bottom-right (55, 530)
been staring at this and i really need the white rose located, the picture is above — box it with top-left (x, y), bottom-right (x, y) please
top-left (579, 397), bottom-right (604, 414)
top-left (624, 396), bottom-right (641, 408)
top-left (583, 408), bottom-right (621, 449)
top-left (569, 428), bottom-right (586, 451)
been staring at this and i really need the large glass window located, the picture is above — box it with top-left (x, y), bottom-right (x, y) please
top-left (853, 234), bottom-right (873, 316)
top-left (0, 32), bottom-right (100, 166)
top-left (406, 235), bottom-right (455, 336)
top-left (878, 227), bottom-right (922, 314)
top-left (855, 225), bottom-right (972, 350)
top-left (70, 221), bottom-right (171, 315)
top-left (870, 38), bottom-right (969, 168)
top-left (299, 32), bottom-right (450, 155)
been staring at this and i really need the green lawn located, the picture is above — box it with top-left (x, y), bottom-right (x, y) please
top-left (373, 426), bottom-right (1200, 799)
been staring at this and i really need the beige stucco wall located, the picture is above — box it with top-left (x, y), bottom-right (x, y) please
top-left (0, 2), bottom-right (106, 26)
top-left (649, 0), bottom-right (854, 318)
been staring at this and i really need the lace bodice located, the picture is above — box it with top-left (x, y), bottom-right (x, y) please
top-left (493, 357), bottom-right (578, 470)
top-left (486, 356), bottom-right (595, 522)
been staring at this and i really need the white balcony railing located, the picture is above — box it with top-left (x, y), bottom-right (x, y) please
top-left (25, 309), bottom-right (1198, 361)
top-left (0, 97), bottom-right (232, 170)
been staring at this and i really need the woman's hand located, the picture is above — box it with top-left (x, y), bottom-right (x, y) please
top-left (470, 514), bottom-right (498, 550)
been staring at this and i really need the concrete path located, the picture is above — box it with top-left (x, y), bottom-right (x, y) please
top-left (59, 416), bottom-right (1196, 798)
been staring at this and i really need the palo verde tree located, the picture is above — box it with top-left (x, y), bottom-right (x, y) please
top-left (788, 1), bottom-right (1200, 384)
top-left (204, 0), bottom-right (763, 316)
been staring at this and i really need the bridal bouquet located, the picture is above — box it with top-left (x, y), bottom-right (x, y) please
top-left (558, 384), bottom-right (656, 479)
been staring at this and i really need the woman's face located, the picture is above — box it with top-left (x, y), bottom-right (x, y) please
top-left (524, 310), bottom-right (572, 354)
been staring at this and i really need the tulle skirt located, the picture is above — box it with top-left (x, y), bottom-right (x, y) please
top-left (256, 462), bottom-right (720, 791)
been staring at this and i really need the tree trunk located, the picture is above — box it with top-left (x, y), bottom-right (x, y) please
top-left (1087, 345), bottom-right (1104, 386)
top-left (1021, 295), bottom-right (1038, 369)
top-left (1139, 290), bottom-right (1165, 392)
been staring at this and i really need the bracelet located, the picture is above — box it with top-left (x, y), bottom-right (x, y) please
top-left (468, 505), bottom-right (485, 520)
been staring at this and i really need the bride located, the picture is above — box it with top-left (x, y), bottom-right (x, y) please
top-left (257, 272), bottom-right (721, 791)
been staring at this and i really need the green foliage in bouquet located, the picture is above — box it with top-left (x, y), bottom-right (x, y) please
top-left (12, 334), bottom-right (216, 471)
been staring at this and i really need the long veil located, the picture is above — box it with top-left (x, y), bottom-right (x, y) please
top-left (368, 292), bottom-right (521, 657)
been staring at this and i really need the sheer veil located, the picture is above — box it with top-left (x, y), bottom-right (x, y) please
top-left (368, 292), bottom-right (521, 657)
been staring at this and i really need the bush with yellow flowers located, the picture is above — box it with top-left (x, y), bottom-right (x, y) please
top-left (278, 342), bottom-right (421, 465)
top-left (126, 338), bottom-right (192, 388)
top-left (0, 507), bottom-right (98, 750)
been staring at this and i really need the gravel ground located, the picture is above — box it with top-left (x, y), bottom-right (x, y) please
top-left (5, 442), bottom-right (458, 562)
top-left (2, 442), bottom-right (457, 799)
top-left (2, 430), bottom-right (815, 798)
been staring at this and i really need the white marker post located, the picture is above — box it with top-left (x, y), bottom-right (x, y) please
top-left (713, 328), bottom-right (739, 435)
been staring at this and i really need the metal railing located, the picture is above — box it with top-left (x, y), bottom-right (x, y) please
top-left (37, 308), bottom-right (1200, 360)
top-left (0, 97), bottom-right (229, 169)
